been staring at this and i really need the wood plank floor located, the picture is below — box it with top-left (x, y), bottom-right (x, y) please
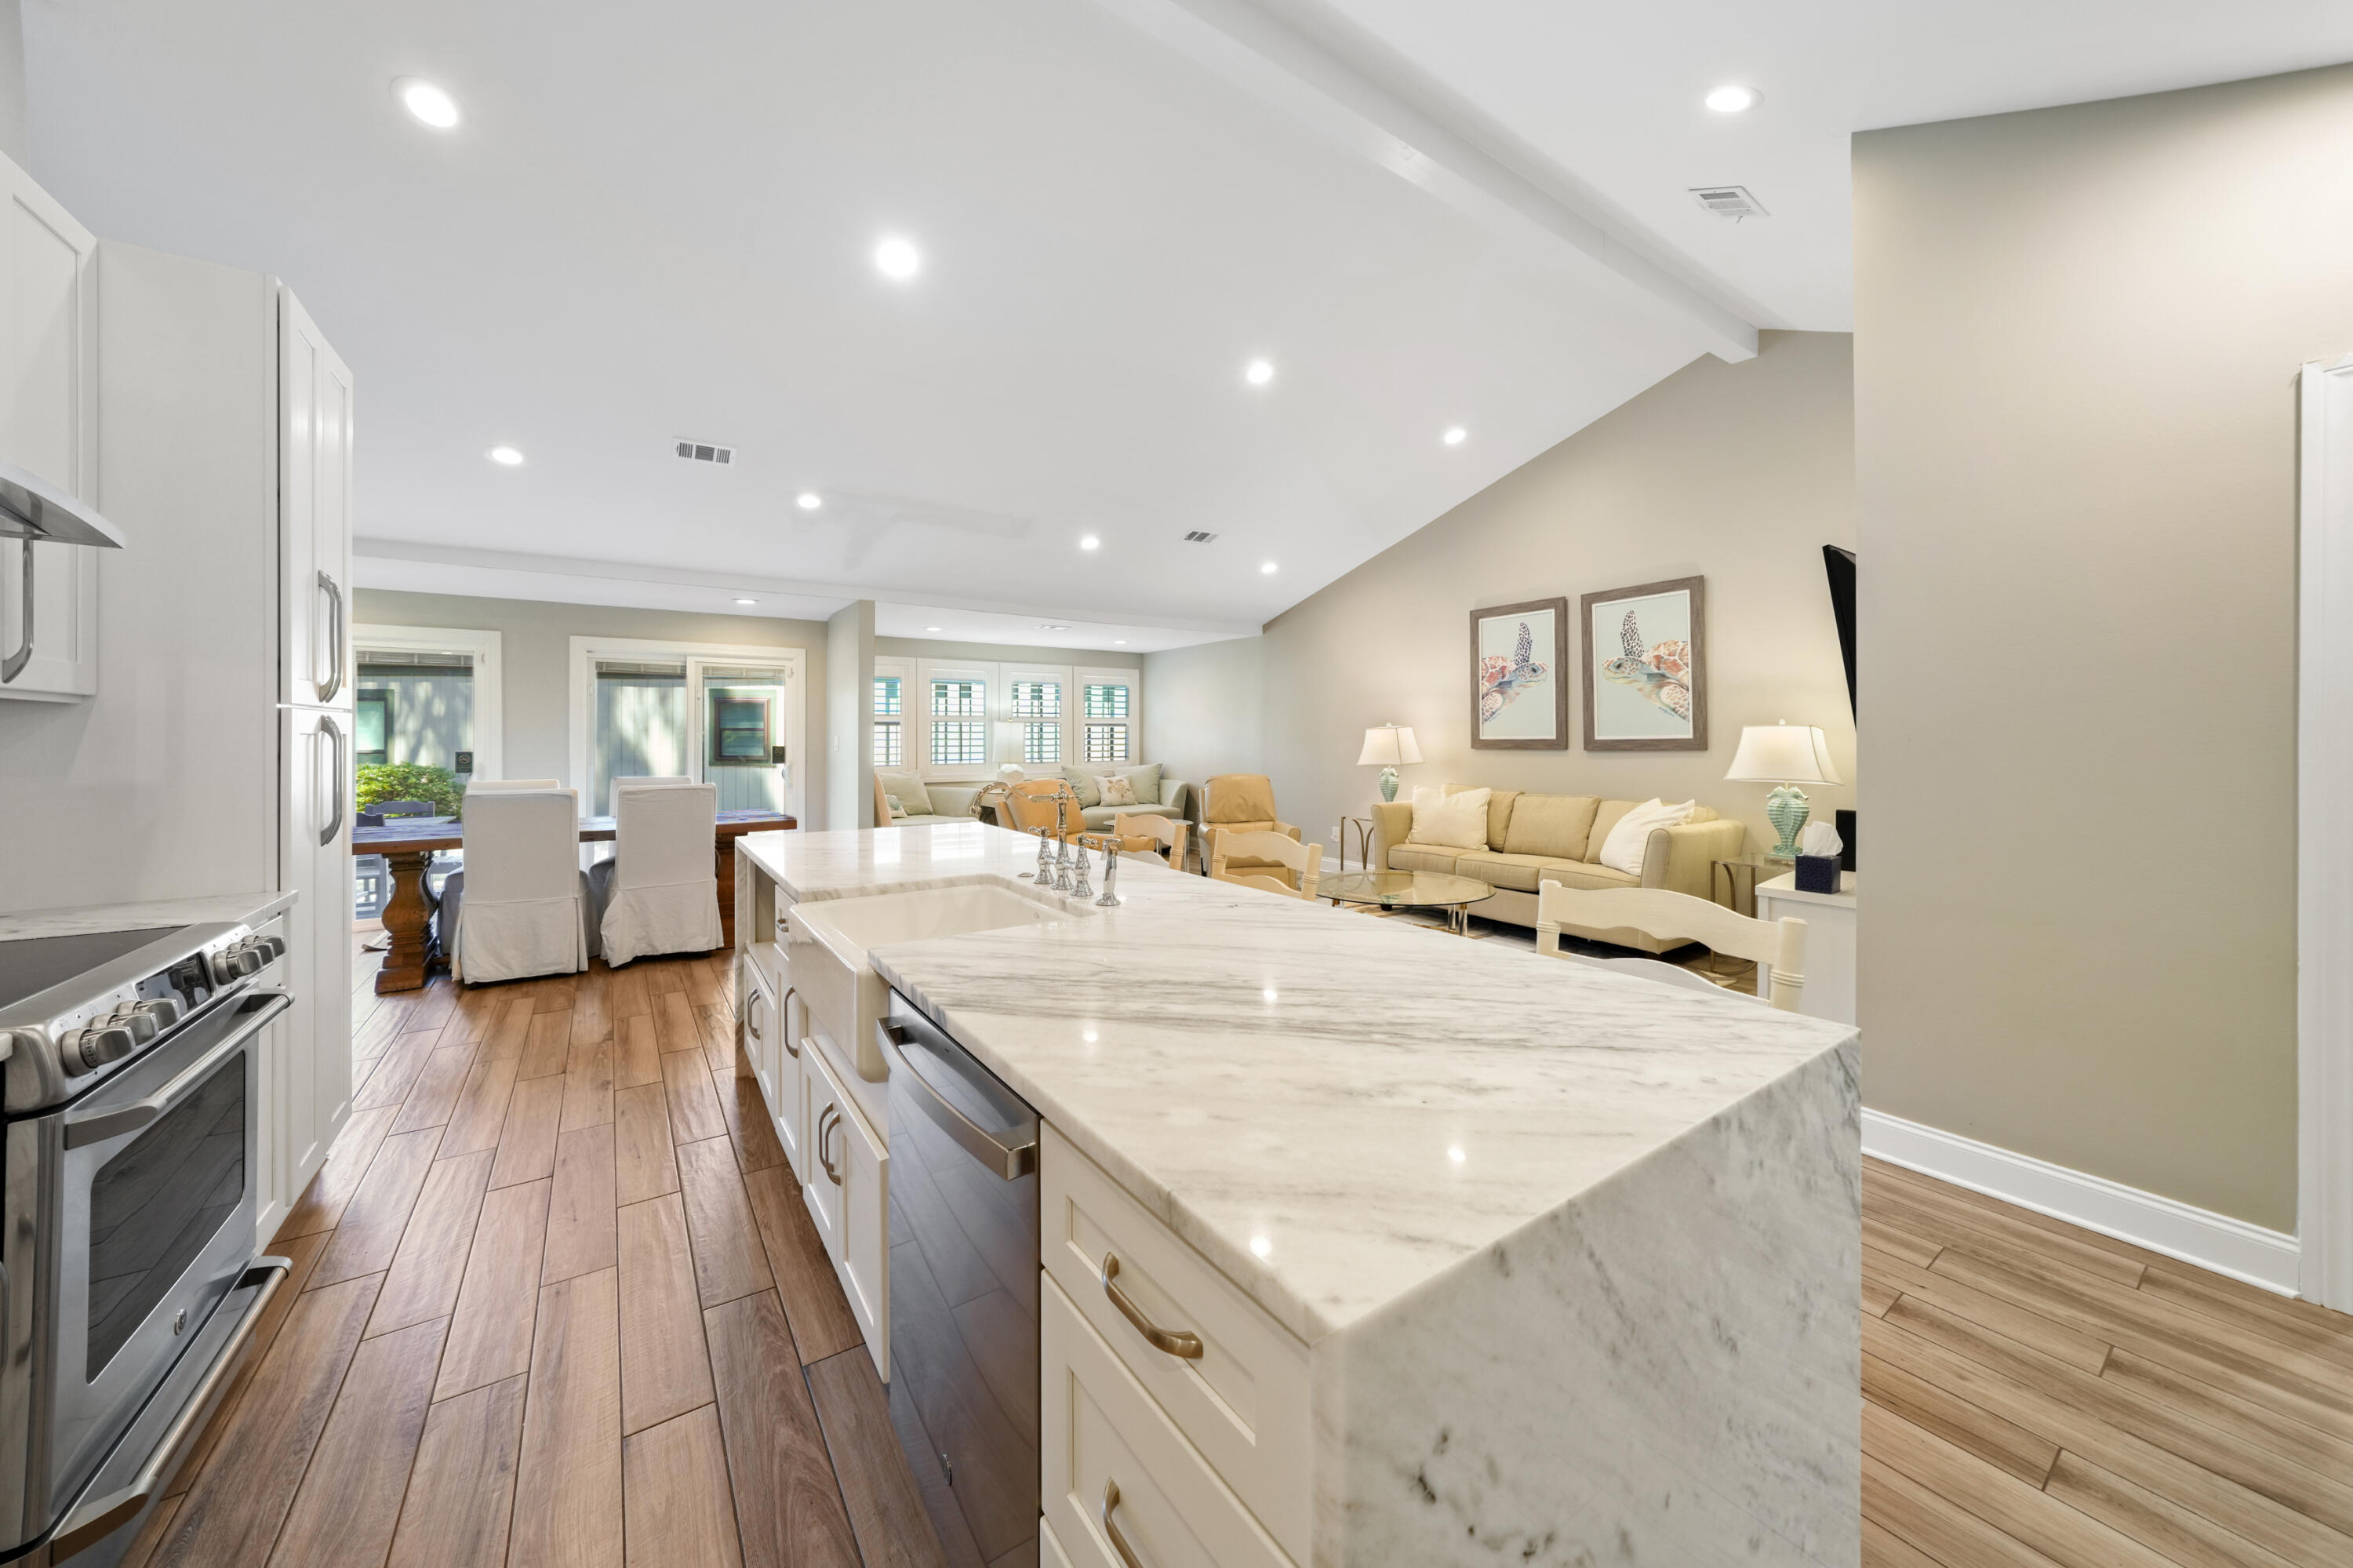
top-left (121, 930), bottom-right (2353, 1566)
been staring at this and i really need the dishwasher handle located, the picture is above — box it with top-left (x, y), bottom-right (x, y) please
top-left (878, 1018), bottom-right (1037, 1181)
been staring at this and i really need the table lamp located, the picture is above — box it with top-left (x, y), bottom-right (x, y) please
top-left (1724, 722), bottom-right (1841, 860)
top-left (1357, 723), bottom-right (1423, 803)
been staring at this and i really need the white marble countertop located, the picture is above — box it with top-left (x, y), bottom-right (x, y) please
top-left (739, 824), bottom-right (1856, 1345)
top-left (0, 889), bottom-right (297, 940)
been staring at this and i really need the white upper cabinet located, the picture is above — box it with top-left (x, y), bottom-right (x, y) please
top-left (280, 287), bottom-right (355, 711)
top-left (0, 152), bottom-right (99, 702)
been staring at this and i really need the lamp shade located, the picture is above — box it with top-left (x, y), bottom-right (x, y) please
top-left (1724, 723), bottom-right (1841, 785)
top-left (1357, 725), bottom-right (1424, 767)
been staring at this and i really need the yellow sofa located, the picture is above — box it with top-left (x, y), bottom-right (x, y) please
top-left (1369, 788), bottom-right (1747, 953)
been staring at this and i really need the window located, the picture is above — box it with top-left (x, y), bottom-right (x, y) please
top-left (1009, 677), bottom-right (1062, 765)
top-left (1081, 671), bottom-right (1134, 764)
top-left (872, 673), bottom-right (904, 767)
top-left (930, 675), bottom-right (987, 769)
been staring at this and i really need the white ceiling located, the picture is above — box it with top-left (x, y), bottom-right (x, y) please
top-left (24, 2), bottom-right (2353, 647)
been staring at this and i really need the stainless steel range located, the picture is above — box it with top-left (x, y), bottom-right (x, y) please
top-left (0, 915), bottom-right (293, 1564)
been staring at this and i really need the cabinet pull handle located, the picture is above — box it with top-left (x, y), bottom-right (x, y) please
top-left (1100, 1254), bottom-right (1202, 1360)
top-left (318, 716), bottom-right (346, 846)
top-left (817, 1106), bottom-right (843, 1185)
top-left (1102, 1479), bottom-right (1144, 1568)
top-left (780, 989), bottom-right (801, 1056)
top-left (2, 538), bottom-right (31, 684)
top-left (315, 570), bottom-right (345, 702)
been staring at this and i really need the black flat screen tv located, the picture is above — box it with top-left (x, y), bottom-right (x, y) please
top-left (1823, 544), bottom-right (1856, 716)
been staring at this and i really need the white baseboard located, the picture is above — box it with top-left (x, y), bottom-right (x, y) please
top-left (1862, 1108), bottom-right (2301, 1297)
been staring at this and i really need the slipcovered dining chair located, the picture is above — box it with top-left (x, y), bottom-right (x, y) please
top-left (440, 787), bottom-right (592, 984)
top-left (1210, 828), bottom-right (1322, 899)
top-left (589, 782), bottom-right (722, 966)
top-left (997, 778), bottom-right (1085, 843)
top-left (467, 778), bottom-right (562, 791)
top-left (1533, 883), bottom-right (1807, 1011)
top-left (1200, 773), bottom-right (1299, 879)
top-left (607, 774), bottom-right (692, 817)
top-left (1111, 812), bottom-right (1187, 870)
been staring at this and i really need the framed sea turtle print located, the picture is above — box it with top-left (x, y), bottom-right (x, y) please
top-left (1581, 576), bottom-right (1707, 751)
top-left (1470, 597), bottom-right (1569, 749)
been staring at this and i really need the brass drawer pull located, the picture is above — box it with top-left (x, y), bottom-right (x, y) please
top-left (817, 1106), bottom-right (843, 1185)
top-left (1101, 1254), bottom-right (1202, 1359)
top-left (778, 988), bottom-right (798, 1054)
top-left (1103, 1479), bottom-right (1143, 1568)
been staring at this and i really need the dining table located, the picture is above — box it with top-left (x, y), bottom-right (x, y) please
top-left (351, 808), bottom-right (795, 993)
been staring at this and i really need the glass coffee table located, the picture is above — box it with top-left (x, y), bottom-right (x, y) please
top-left (1322, 870), bottom-right (1496, 935)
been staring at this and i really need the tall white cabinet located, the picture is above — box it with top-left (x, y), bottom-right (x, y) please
top-left (0, 151), bottom-right (99, 701)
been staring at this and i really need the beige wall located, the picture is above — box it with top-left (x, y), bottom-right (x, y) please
top-left (352, 589), bottom-right (831, 826)
top-left (1144, 636), bottom-right (1265, 789)
top-left (1228, 330), bottom-right (1855, 860)
top-left (1856, 65), bottom-right (2353, 1231)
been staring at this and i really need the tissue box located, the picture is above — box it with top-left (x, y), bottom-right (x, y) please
top-left (1794, 854), bottom-right (1842, 894)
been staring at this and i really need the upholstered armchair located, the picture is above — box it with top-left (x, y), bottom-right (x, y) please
top-left (1200, 773), bottom-right (1300, 879)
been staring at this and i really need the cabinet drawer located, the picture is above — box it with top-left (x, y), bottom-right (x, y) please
top-left (803, 1040), bottom-right (889, 1380)
top-left (1042, 1274), bottom-right (1292, 1568)
top-left (1041, 1129), bottom-right (1310, 1561)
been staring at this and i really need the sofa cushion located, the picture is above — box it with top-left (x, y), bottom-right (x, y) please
top-left (1059, 768), bottom-right (1102, 808)
top-left (1536, 860), bottom-right (1641, 893)
top-left (929, 784), bottom-right (984, 817)
top-left (1443, 783), bottom-right (1518, 849)
top-left (1452, 851), bottom-right (1561, 893)
top-left (1502, 794), bottom-right (1601, 861)
top-left (876, 770), bottom-right (933, 817)
top-left (1387, 844), bottom-right (1466, 875)
top-left (1203, 773), bottom-right (1278, 825)
top-left (1116, 763), bottom-right (1164, 808)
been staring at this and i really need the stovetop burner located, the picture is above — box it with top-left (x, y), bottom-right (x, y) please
top-left (0, 928), bottom-right (179, 1013)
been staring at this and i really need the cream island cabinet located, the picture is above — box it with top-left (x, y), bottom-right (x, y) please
top-left (736, 822), bottom-right (1860, 1567)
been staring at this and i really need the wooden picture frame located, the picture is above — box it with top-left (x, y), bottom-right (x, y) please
top-left (1470, 597), bottom-right (1569, 750)
top-left (1581, 576), bottom-right (1707, 751)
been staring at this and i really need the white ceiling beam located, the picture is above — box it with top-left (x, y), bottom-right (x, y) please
top-left (351, 537), bottom-right (1267, 639)
top-left (1086, 0), bottom-right (1762, 362)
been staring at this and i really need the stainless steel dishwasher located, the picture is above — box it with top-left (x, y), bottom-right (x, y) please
top-left (878, 992), bottom-right (1040, 1567)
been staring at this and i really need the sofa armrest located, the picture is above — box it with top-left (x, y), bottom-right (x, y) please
top-left (1371, 802), bottom-right (1413, 870)
top-left (1158, 780), bottom-right (1192, 819)
top-left (1275, 820), bottom-right (1301, 842)
top-left (1639, 817), bottom-right (1750, 900)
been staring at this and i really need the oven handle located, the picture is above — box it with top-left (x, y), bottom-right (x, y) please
top-left (62, 990), bottom-right (290, 1150)
top-left (48, 1256), bottom-right (293, 1561)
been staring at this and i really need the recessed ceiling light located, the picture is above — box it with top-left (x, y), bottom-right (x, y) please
top-left (1704, 84), bottom-right (1758, 114)
top-left (873, 236), bottom-right (921, 280)
top-left (395, 78), bottom-right (461, 130)
top-left (1079, 535), bottom-right (1100, 551)
top-left (1244, 358), bottom-right (1275, 386)
top-left (486, 446), bottom-right (524, 466)
top-left (1442, 427), bottom-right (1467, 446)
top-left (734, 598), bottom-right (757, 606)
top-left (1260, 562), bottom-right (1278, 574)
top-left (795, 492), bottom-right (822, 510)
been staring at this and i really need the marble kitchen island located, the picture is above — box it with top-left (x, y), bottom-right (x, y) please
top-left (736, 822), bottom-right (1860, 1567)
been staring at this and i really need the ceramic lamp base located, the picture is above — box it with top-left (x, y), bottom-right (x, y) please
top-left (1379, 767), bottom-right (1399, 803)
top-left (1765, 783), bottom-right (1811, 860)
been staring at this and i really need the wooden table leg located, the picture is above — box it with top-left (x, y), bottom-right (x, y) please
top-left (376, 849), bottom-right (438, 993)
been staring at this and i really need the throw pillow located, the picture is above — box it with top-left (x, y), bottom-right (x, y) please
top-left (1406, 784), bottom-right (1491, 850)
top-left (885, 794), bottom-right (909, 820)
top-left (1117, 762), bottom-right (1163, 808)
top-left (876, 770), bottom-right (933, 817)
top-left (1095, 774), bottom-right (1140, 807)
top-left (1059, 768), bottom-right (1103, 809)
top-left (1596, 798), bottom-right (1696, 877)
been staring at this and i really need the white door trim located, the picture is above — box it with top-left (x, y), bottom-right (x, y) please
top-left (2299, 355), bottom-right (2353, 1312)
top-left (567, 635), bottom-right (806, 822)
top-left (351, 623), bottom-right (504, 781)
top-left (1864, 1110), bottom-right (2301, 1297)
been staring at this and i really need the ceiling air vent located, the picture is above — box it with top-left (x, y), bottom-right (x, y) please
top-left (1689, 185), bottom-right (1767, 220)
top-left (674, 438), bottom-right (735, 465)
top-left (1182, 530), bottom-right (1218, 543)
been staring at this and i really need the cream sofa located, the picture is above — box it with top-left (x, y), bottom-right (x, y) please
top-left (1370, 788), bottom-right (1747, 954)
top-left (874, 769), bottom-right (1192, 833)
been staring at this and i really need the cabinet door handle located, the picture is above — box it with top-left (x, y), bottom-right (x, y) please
top-left (747, 1000), bottom-right (763, 1041)
top-left (817, 1105), bottom-right (844, 1186)
top-left (2, 538), bottom-right (31, 684)
top-left (318, 716), bottom-right (346, 846)
top-left (780, 989), bottom-right (801, 1056)
top-left (1100, 1254), bottom-right (1203, 1360)
top-left (315, 570), bottom-right (345, 702)
top-left (1102, 1479), bottom-right (1144, 1568)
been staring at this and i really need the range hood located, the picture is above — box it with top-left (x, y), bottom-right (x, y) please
top-left (0, 457), bottom-right (125, 549)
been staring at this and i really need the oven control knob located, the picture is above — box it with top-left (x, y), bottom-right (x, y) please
top-left (134, 998), bottom-right (182, 1029)
top-left (260, 936), bottom-right (287, 962)
top-left (112, 1008), bottom-right (159, 1045)
top-left (62, 1026), bottom-right (136, 1076)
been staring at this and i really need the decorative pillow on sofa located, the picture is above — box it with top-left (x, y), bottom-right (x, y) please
top-left (1059, 768), bottom-right (1103, 808)
top-left (1095, 774), bottom-right (1140, 807)
top-left (876, 771), bottom-right (933, 817)
top-left (1596, 798), bottom-right (1695, 877)
top-left (1407, 785), bottom-right (1491, 850)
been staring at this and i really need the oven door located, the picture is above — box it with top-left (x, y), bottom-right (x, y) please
top-left (37, 988), bottom-right (282, 1524)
